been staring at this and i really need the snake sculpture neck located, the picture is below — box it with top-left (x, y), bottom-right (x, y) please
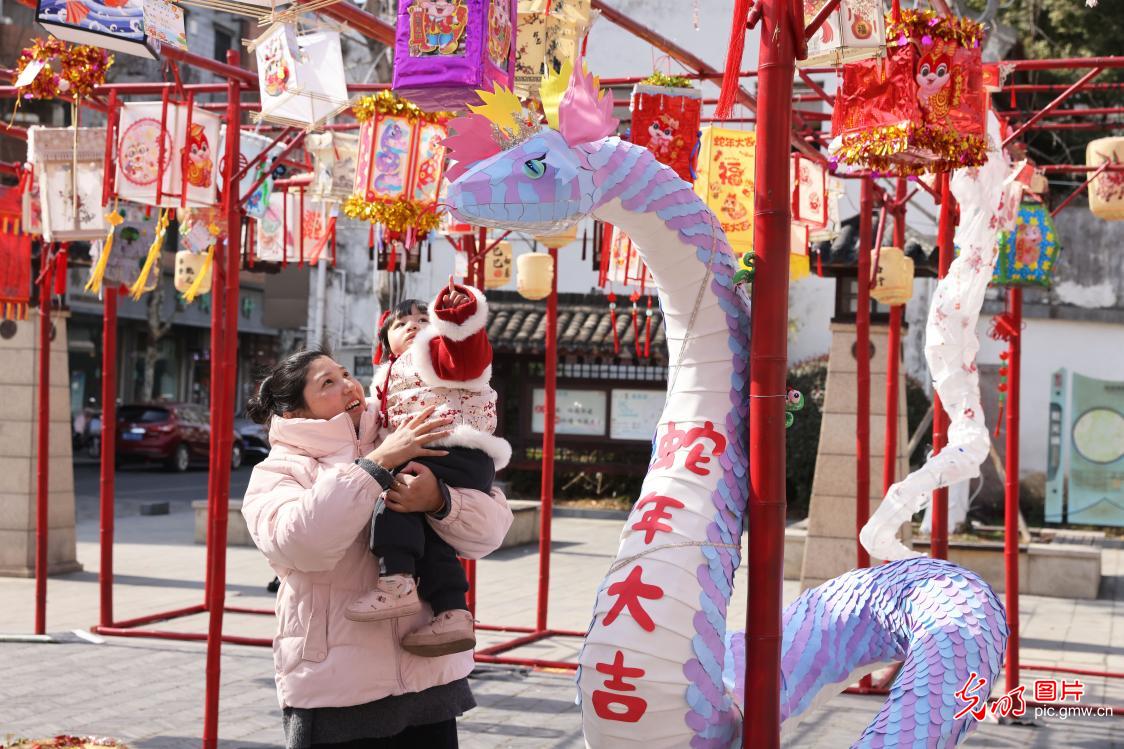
top-left (444, 64), bottom-right (1008, 749)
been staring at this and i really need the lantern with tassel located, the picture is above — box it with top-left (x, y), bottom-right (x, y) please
top-left (993, 200), bottom-right (1062, 287)
top-left (115, 101), bottom-right (220, 208)
top-left (0, 186), bottom-right (32, 320)
top-left (799, 0), bottom-right (885, 67)
top-left (27, 125), bottom-right (106, 242)
top-left (516, 251), bottom-right (553, 300)
top-left (307, 131), bottom-right (360, 202)
top-left (629, 77), bottom-right (702, 182)
top-left (256, 190), bottom-right (333, 267)
top-left (346, 93), bottom-right (450, 243)
top-left (543, 0), bottom-right (590, 77)
top-left (830, 9), bottom-right (986, 175)
top-left (870, 246), bottom-right (915, 305)
top-left (35, 0), bottom-right (187, 59)
top-left (693, 127), bottom-right (755, 255)
top-left (1087, 137), bottom-right (1124, 221)
top-left (513, 0), bottom-right (591, 98)
top-left (604, 226), bottom-right (653, 289)
top-left (252, 24), bottom-right (349, 129)
top-left (173, 206), bottom-right (221, 300)
top-left (392, 0), bottom-right (517, 111)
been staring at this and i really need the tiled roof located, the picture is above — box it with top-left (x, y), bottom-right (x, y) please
top-left (486, 290), bottom-right (667, 362)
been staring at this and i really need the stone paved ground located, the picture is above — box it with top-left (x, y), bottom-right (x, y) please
top-left (1, 506), bottom-right (1122, 747)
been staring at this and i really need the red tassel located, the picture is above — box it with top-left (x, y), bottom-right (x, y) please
top-left (608, 292), bottom-right (620, 354)
top-left (373, 309), bottom-right (392, 364)
top-left (54, 247), bottom-right (68, 296)
top-left (643, 296), bottom-right (653, 358)
top-left (714, 0), bottom-right (753, 120)
top-left (630, 291), bottom-right (641, 358)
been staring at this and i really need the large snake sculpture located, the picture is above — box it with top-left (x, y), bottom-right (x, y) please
top-left (444, 63), bottom-right (1008, 749)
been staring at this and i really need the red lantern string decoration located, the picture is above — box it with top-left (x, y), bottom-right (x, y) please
top-left (830, 10), bottom-right (986, 175)
top-left (0, 186), bottom-right (32, 320)
top-left (15, 38), bottom-right (111, 102)
top-left (629, 76), bottom-right (702, 183)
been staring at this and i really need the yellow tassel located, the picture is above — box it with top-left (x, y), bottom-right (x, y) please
top-left (128, 208), bottom-right (170, 300)
top-left (182, 242), bottom-right (215, 303)
top-left (86, 203), bottom-right (123, 294)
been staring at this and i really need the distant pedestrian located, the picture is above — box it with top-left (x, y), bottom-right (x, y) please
top-left (243, 345), bottom-right (513, 749)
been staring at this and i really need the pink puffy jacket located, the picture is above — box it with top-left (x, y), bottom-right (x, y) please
top-left (241, 405), bottom-right (514, 709)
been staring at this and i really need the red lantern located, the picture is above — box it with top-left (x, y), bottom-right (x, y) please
top-left (830, 10), bottom-right (986, 175)
top-left (0, 186), bottom-right (31, 320)
top-left (629, 82), bottom-right (702, 182)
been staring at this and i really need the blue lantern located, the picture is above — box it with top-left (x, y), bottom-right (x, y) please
top-left (994, 200), bottom-right (1062, 287)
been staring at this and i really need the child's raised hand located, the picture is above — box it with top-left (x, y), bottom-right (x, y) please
top-left (443, 275), bottom-right (471, 308)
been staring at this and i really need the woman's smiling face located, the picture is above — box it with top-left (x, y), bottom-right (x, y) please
top-left (290, 356), bottom-right (367, 427)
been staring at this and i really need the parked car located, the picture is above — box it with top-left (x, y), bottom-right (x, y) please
top-left (234, 417), bottom-right (270, 464)
top-left (116, 403), bottom-right (244, 472)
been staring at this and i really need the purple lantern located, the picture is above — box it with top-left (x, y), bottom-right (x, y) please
top-left (392, 0), bottom-right (516, 112)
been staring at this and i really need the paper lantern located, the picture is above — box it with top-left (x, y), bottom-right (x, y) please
top-left (993, 201), bottom-right (1062, 287)
top-left (0, 186), bottom-right (32, 320)
top-left (21, 167), bottom-right (43, 237)
top-left (810, 176), bottom-right (844, 243)
top-left (604, 226), bottom-right (653, 288)
top-left (831, 10), bottom-right (986, 175)
top-left (115, 101), bottom-right (220, 208)
top-left (27, 125), bottom-right (106, 242)
top-left (870, 246), bottom-right (914, 305)
top-left (307, 132), bottom-right (360, 202)
top-left (1087, 137), bottom-right (1124, 221)
top-left (791, 152), bottom-right (827, 229)
top-left (535, 223), bottom-right (578, 250)
top-left (392, 0), bottom-right (517, 111)
top-left (258, 191), bottom-right (333, 266)
top-left (630, 84), bottom-right (702, 182)
top-left (346, 93), bottom-right (449, 237)
top-left (543, 0), bottom-right (590, 76)
top-left (799, 0), bottom-right (885, 67)
top-left (693, 127), bottom-right (755, 254)
top-left (513, 0), bottom-right (590, 98)
top-left (252, 24), bottom-right (349, 129)
top-left (483, 241), bottom-right (512, 288)
top-left (228, 128), bottom-right (283, 218)
top-left (516, 251), bottom-right (553, 300)
top-left (173, 249), bottom-right (212, 294)
top-left (35, 0), bottom-right (186, 59)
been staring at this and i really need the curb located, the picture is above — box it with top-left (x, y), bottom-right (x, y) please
top-left (552, 506), bottom-right (630, 521)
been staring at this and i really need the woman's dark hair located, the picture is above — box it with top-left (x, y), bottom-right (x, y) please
top-left (377, 298), bottom-right (428, 357)
top-left (245, 344), bottom-right (333, 424)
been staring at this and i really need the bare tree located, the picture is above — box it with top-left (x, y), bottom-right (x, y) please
top-left (141, 271), bottom-right (174, 401)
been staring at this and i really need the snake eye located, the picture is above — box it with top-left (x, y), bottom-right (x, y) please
top-left (522, 156), bottom-right (547, 179)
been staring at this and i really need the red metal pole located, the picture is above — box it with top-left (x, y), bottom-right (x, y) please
top-left (34, 251), bottom-right (52, 635)
top-left (856, 178), bottom-right (873, 571)
top-left (745, 0), bottom-right (795, 743)
top-left (99, 287), bottom-right (118, 628)
top-left (536, 246), bottom-right (558, 633)
top-left (883, 178), bottom-right (906, 504)
top-left (1004, 287), bottom-right (1022, 695)
top-left (930, 174), bottom-right (955, 560)
top-left (1003, 67), bottom-right (1104, 146)
top-left (202, 52), bottom-right (242, 749)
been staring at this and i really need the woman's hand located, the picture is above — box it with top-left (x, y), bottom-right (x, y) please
top-left (365, 405), bottom-right (451, 469)
top-left (384, 463), bottom-right (445, 515)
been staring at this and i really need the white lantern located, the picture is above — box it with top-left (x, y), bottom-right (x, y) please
top-left (605, 226), bottom-right (653, 288)
top-left (307, 132), bottom-right (360, 201)
top-left (255, 191), bottom-right (332, 265)
top-left (1087, 137), bottom-right (1124, 221)
top-left (810, 176), bottom-right (844, 243)
top-left (791, 153), bottom-right (828, 229)
top-left (115, 101), bottom-right (220, 208)
top-left (517, 251), bottom-right (554, 300)
top-left (799, 0), bottom-right (885, 67)
top-left (535, 223), bottom-right (578, 250)
top-left (253, 24), bottom-right (349, 129)
top-left (27, 126), bottom-right (107, 242)
top-left (173, 249), bottom-right (213, 294)
top-left (871, 246), bottom-right (915, 306)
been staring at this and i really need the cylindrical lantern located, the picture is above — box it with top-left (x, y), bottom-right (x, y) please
top-left (307, 132), bottom-right (360, 202)
top-left (252, 24), bottom-right (349, 128)
top-left (791, 152), bottom-right (828, 229)
top-left (629, 80), bottom-right (702, 182)
top-left (517, 251), bottom-right (553, 300)
top-left (693, 127), bottom-right (755, 254)
top-left (116, 101), bottom-right (220, 208)
top-left (1087, 137), bottom-right (1124, 221)
top-left (799, 0), bottom-right (885, 67)
top-left (993, 200), bottom-right (1062, 287)
top-left (535, 223), bottom-right (578, 250)
top-left (831, 9), bottom-right (986, 175)
top-left (255, 192), bottom-right (330, 265)
top-left (484, 241), bottom-right (512, 288)
top-left (27, 126), bottom-right (106, 242)
top-left (173, 249), bottom-right (213, 294)
top-left (392, 0), bottom-right (517, 112)
top-left (346, 93), bottom-right (450, 238)
top-left (543, 0), bottom-right (590, 76)
top-left (870, 246), bottom-right (915, 305)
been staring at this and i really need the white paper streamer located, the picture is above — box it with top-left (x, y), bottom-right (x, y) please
top-left (861, 113), bottom-right (1023, 561)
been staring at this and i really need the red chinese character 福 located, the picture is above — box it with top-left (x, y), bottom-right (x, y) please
top-left (603, 565), bottom-right (663, 632)
top-left (651, 421), bottom-right (727, 476)
top-left (591, 650), bottom-right (648, 723)
top-left (1060, 679), bottom-right (1085, 703)
top-left (1034, 679), bottom-right (1057, 702)
top-left (954, 672), bottom-right (989, 721)
top-left (631, 492), bottom-right (685, 544)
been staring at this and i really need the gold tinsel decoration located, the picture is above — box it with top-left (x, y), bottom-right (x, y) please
top-left (641, 72), bottom-right (694, 89)
top-left (835, 122), bottom-right (988, 176)
top-left (351, 91), bottom-right (452, 125)
top-left (343, 194), bottom-right (443, 234)
top-left (886, 9), bottom-right (985, 49)
top-left (15, 38), bottom-right (112, 101)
